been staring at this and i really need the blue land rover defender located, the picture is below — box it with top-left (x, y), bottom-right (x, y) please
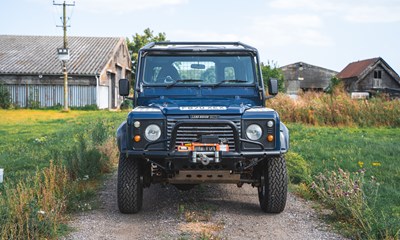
top-left (117, 42), bottom-right (289, 214)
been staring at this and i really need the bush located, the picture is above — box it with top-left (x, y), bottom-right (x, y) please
top-left (120, 99), bottom-right (132, 110)
top-left (0, 83), bottom-right (11, 109)
top-left (285, 152), bottom-right (311, 184)
top-left (311, 168), bottom-right (388, 239)
top-left (62, 120), bottom-right (113, 180)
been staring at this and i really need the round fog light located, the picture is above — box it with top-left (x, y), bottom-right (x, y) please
top-left (267, 120), bottom-right (274, 127)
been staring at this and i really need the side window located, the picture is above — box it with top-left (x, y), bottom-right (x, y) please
top-left (224, 67), bottom-right (235, 80)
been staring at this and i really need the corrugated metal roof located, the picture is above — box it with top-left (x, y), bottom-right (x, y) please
top-left (337, 58), bottom-right (379, 79)
top-left (0, 35), bottom-right (123, 75)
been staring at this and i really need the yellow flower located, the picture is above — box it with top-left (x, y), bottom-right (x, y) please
top-left (372, 162), bottom-right (381, 167)
top-left (358, 161), bottom-right (364, 168)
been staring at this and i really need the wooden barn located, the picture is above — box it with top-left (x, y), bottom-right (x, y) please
top-left (337, 57), bottom-right (400, 98)
top-left (280, 62), bottom-right (338, 94)
top-left (0, 35), bottom-right (131, 109)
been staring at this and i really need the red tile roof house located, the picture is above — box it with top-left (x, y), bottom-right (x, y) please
top-left (337, 57), bottom-right (400, 98)
top-left (0, 35), bottom-right (132, 109)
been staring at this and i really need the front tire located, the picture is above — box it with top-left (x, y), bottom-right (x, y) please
top-left (258, 155), bottom-right (288, 213)
top-left (117, 153), bottom-right (143, 213)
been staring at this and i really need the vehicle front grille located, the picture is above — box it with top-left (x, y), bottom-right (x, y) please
top-left (167, 116), bottom-right (241, 151)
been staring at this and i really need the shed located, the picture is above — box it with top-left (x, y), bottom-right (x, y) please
top-left (280, 62), bottom-right (338, 94)
top-left (337, 57), bottom-right (400, 98)
top-left (0, 35), bottom-right (131, 109)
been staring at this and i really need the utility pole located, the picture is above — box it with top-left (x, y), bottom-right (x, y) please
top-left (54, 1), bottom-right (75, 111)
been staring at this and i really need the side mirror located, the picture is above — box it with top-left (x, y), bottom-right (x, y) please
top-left (119, 79), bottom-right (130, 97)
top-left (268, 78), bottom-right (279, 96)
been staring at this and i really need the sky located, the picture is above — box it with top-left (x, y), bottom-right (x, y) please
top-left (1, 0), bottom-right (400, 74)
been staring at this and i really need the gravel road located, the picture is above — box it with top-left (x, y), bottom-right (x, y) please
top-left (65, 172), bottom-right (346, 240)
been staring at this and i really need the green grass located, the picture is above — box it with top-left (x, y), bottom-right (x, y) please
top-left (0, 109), bottom-right (126, 181)
top-left (288, 123), bottom-right (400, 238)
top-left (0, 109), bottom-right (127, 239)
top-left (1, 109), bottom-right (398, 238)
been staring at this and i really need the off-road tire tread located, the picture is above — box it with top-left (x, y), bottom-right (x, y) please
top-left (117, 154), bottom-right (143, 214)
top-left (259, 155), bottom-right (288, 213)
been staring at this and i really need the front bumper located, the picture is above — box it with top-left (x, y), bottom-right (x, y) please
top-left (122, 149), bottom-right (281, 160)
top-left (121, 119), bottom-right (287, 171)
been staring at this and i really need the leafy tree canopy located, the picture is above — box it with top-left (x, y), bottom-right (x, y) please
top-left (261, 61), bottom-right (285, 93)
top-left (126, 28), bottom-right (167, 77)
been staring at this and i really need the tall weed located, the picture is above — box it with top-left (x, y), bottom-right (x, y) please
top-left (269, 87), bottom-right (400, 127)
top-left (0, 162), bottom-right (69, 239)
top-left (0, 113), bottom-right (123, 239)
top-left (311, 168), bottom-right (393, 239)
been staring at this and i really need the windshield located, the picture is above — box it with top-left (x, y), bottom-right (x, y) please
top-left (141, 55), bottom-right (256, 86)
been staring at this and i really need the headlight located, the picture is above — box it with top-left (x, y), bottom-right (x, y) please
top-left (144, 124), bottom-right (161, 141)
top-left (246, 124), bottom-right (263, 141)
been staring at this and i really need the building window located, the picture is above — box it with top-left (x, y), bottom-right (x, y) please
top-left (374, 70), bottom-right (382, 79)
top-left (373, 78), bottom-right (382, 88)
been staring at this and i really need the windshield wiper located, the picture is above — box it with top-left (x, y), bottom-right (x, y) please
top-left (212, 79), bottom-right (248, 88)
top-left (166, 79), bottom-right (203, 88)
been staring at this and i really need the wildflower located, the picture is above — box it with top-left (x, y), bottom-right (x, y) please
top-left (372, 162), bottom-right (381, 167)
top-left (34, 136), bottom-right (48, 144)
top-left (358, 161), bottom-right (364, 168)
top-left (37, 210), bottom-right (46, 215)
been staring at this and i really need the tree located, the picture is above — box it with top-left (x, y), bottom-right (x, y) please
top-left (325, 76), bottom-right (341, 94)
top-left (261, 61), bottom-right (285, 93)
top-left (126, 28), bottom-right (167, 79)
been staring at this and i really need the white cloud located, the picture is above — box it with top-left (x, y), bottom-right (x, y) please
top-left (344, 5), bottom-right (400, 23)
top-left (269, 0), bottom-right (400, 23)
top-left (270, 0), bottom-right (337, 12)
top-left (169, 30), bottom-right (245, 42)
top-left (51, 0), bottom-right (187, 14)
top-left (251, 14), bottom-right (333, 47)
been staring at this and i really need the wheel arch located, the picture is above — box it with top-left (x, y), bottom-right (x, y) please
top-left (117, 121), bottom-right (128, 152)
top-left (280, 122), bottom-right (289, 153)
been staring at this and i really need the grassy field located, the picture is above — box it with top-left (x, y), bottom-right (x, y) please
top-left (0, 109), bottom-right (399, 239)
top-left (0, 109), bottom-right (126, 180)
top-left (0, 109), bottom-right (126, 239)
top-left (289, 123), bottom-right (400, 238)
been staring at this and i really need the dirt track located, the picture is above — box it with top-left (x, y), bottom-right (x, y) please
top-left (65, 172), bottom-right (346, 240)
